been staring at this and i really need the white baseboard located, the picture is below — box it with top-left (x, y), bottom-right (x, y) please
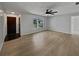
top-left (21, 29), bottom-right (71, 36)
top-left (21, 29), bottom-right (47, 36)
top-left (48, 29), bottom-right (71, 35)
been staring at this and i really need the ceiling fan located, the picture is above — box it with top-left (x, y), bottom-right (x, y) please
top-left (45, 9), bottom-right (58, 15)
top-left (75, 2), bottom-right (79, 5)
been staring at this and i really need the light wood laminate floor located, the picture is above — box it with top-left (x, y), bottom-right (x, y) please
top-left (0, 31), bottom-right (79, 56)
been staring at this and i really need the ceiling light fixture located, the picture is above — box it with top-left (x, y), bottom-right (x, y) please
top-left (0, 9), bottom-right (4, 13)
top-left (10, 12), bottom-right (15, 14)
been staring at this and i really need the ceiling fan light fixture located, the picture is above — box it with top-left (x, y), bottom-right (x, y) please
top-left (45, 14), bottom-right (54, 16)
top-left (10, 12), bottom-right (15, 14)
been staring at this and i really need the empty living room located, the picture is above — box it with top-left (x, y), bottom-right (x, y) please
top-left (0, 1), bottom-right (79, 57)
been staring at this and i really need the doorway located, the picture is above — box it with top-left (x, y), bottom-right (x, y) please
top-left (71, 16), bottom-right (79, 35)
top-left (5, 16), bottom-right (20, 41)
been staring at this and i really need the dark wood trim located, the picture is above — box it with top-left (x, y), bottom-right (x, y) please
top-left (19, 17), bottom-right (21, 37)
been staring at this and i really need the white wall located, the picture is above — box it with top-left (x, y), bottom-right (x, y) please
top-left (0, 4), bottom-right (5, 50)
top-left (48, 15), bottom-right (71, 34)
top-left (21, 14), bottom-right (47, 35)
top-left (0, 16), bottom-right (4, 50)
top-left (48, 12), bottom-right (79, 34)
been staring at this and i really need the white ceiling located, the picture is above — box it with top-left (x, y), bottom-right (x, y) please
top-left (0, 2), bottom-right (79, 16)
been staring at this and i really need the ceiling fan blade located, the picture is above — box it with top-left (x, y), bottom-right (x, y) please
top-left (51, 13), bottom-right (54, 15)
top-left (45, 9), bottom-right (58, 15)
top-left (52, 11), bottom-right (58, 13)
top-left (46, 9), bottom-right (49, 12)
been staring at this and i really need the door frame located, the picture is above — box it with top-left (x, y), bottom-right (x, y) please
top-left (18, 15), bottom-right (21, 37)
top-left (6, 14), bottom-right (21, 37)
top-left (71, 16), bottom-right (79, 35)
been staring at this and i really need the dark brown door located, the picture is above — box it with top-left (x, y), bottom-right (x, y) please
top-left (7, 17), bottom-right (16, 35)
top-left (5, 16), bottom-right (20, 41)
